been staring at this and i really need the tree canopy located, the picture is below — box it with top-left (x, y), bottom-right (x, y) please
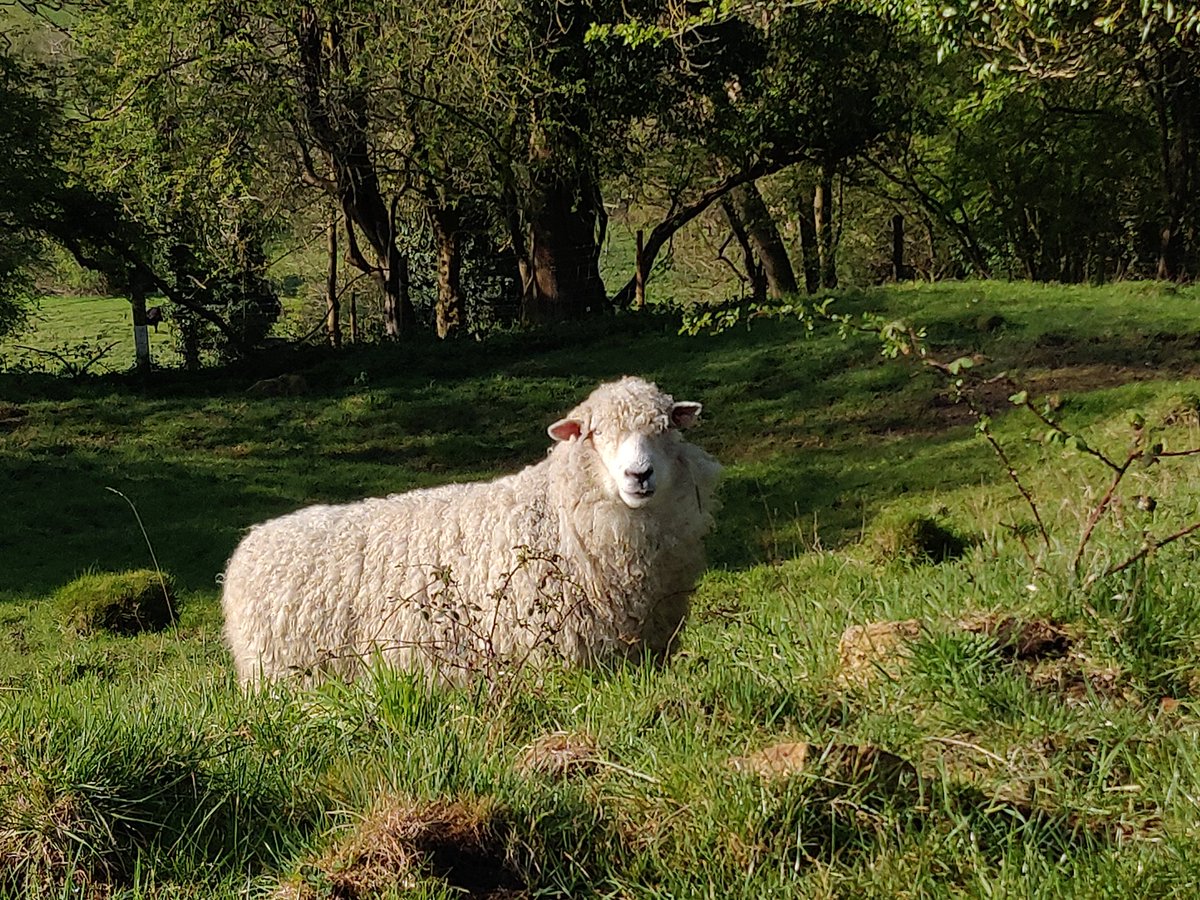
top-left (2, 0), bottom-right (1195, 360)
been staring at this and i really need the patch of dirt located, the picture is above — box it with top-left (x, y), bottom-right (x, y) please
top-left (1025, 330), bottom-right (1200, 372)
top-left (517, 731), bottom-right (601, 778)
top-left (926, 376), bottom-right (1017, 428)
top-left (0, 403), bottom-right (26, 431)
top-left (922, 360), bottom-right (1200, 432)
top-left (1162, 393), bottom-right (1200, 427)
top-left (1026, 658), bottom-right (1134, 705)
top-left (246, 373), bottom-right (310, 397)
top-left (836, 620), bottom-right (922, 689)
top-left (729, 741), bottom-right (921, 797)
top-left (289, 798), bottom-right (525, 900)
top-left (958, 615), bottom-right (1074, 661)
top-left (957, 614), bottom-right (1136, 706)
top-left (729, 740), bottom-right (812, 778)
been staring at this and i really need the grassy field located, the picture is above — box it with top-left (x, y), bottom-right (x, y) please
top-left (2, 281), bottom-right (1200, 897)
top-left (0, 295), bottom-right (181, 375)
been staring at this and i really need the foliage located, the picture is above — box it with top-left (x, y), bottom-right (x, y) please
top-left (880, 0), bottom-right (1200, 278)
top-left (0, 51), bottom-right (56, 340)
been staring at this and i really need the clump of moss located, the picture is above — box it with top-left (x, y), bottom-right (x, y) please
top-left (55, 570), bottom-right (177, 636)
top-left (868, 512), bottom-right (967, 564)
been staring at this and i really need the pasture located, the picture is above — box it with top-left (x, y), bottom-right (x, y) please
top-left (2, 281), bottom-right (1200, 897)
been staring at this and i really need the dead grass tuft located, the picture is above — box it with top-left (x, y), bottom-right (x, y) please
top-left (295, 797), bottom-right (524, 899)
top-left (958, 614), bottom-right (1074, 661)
top-left (0, 779), bottom-right (116, 898)
top-left (730, 741), bottom-right (921, 798)
top-left (517, 731), bottom-right (601, 778)
top-left (1026, 658), bottom-right (1133, 705)
top-left (0, 403), bottom-right (27, 431)
top-left (837, 620), bottom-right (922, 689)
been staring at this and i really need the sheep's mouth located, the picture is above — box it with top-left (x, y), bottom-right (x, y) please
top-left (621, 487), bottom-right (656, 507)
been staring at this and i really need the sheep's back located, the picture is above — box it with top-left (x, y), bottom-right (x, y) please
top-left (221, 467), bottom-right (557, 682)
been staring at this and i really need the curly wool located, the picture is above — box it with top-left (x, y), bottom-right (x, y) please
top-left (221, 377), bottom-right (722, 684)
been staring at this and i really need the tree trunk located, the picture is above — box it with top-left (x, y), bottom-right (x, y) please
top-left (796, 192), bottom-right (820, 294)
top-left (430, 206), bottom-right (465, 338)
top-left (721, 196), bottom-right (767, 303)
top-left (891, 214), bottom-right (906, 281)
top-left (634, 229), bottom-right (646, 309)
top-left (522, 176), bottom-right (607, 324)
top-left (1141, 42), bottom-right (1197, 281)
top-left (1157, 46), bottom-right (1197, 280)
top-left (814, 167), bottom-right (838, 289)
top-left (609, 149), bottom-right (809, 307)
top-left (325, 211), bottom-right (341, 348)
top-left (728, 182), bottom-right (797, 298)
top-left (129, 279), bottom-right (151, 376)
top-left (296, 6), bottom-right (416, 336)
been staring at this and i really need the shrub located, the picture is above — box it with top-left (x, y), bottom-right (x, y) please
top-left (55, 569), bottom-right (176, 636)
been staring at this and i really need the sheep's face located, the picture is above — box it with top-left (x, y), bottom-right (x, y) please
top-left (549, 378), bottom-right (703, 510)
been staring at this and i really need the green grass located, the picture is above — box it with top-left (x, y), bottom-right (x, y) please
top-left (0, 295), bottom-right (180, 375)
top-left (2, 281), bottom-right (1200, 896)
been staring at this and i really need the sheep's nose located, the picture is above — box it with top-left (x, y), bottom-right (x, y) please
top-left (626, 465), bottom-right (654, 486)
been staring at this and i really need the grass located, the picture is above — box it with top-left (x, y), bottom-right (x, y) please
top-left (2, 280), bottom-right (1200, 896)
top-left (0, 295), bottom-right (180, 375)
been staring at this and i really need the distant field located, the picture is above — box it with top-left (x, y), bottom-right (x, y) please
top-left (3, 281), bottom-right (1200, 898)
top-left (0, 295), bottom-right (181, 374)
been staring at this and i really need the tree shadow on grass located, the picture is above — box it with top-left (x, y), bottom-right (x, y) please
top-left (6, 305), bottom-right (1174, 597)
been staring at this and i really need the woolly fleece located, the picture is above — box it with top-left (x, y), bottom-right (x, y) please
top-left (221, 377), bottom-right (722, 683)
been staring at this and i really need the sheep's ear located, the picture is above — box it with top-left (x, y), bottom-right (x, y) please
top-left (548, 418), bottom-right (584, 442)
top-left (671, 402), bottom-right (703, 429)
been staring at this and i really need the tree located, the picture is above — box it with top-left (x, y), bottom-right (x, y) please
top-left (605, 3), bottom-right (920, 302)
top-left (290, 2), bottom-right (417, 337)
top-left (891, 0), bottom-right (1200, 278)
top-left (755, 6), bottom-right (919, 290)
top-left (0, 51), bottom-right (52, 341)
top-left (0, 42), bottom-right (271, 363)
top-left (724, 182), bottom-right (798, 299)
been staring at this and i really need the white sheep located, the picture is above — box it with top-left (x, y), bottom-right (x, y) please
top-left (221, 376), bottom-right (722, 684)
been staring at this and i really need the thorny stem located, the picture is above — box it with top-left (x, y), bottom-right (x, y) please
top-left (1069, 449), bottom-right (1140, 577)
top-left (1018, 398), bottom-right (1124, 473)
top-left (975, 418), bottom-right (1052, 559)
top-left (1086, 520), bottom-right (1200, 588)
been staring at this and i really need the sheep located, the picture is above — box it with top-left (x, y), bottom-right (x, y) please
top-left (246, 373), bottom-right (310, 397)
top-left (221, 376), bottom-right (722, 685)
